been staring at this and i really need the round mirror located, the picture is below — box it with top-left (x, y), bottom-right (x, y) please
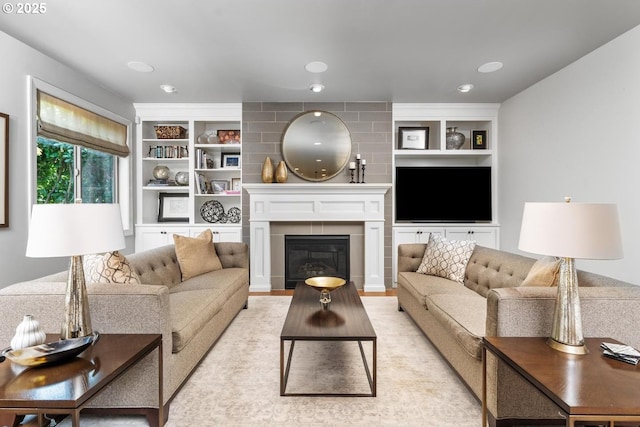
top-left (282, 110), bottom-right (352, 181)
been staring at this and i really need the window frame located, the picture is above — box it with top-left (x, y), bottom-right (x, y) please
top-left (28, 77), bottom-right (133, 235)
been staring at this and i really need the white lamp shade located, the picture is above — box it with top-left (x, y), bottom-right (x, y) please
top-left (26, 203), bottom-right (126, 258)
top-left (518, 202), bottom-right (623, 260)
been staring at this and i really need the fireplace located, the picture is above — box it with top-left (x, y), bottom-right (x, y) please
top-left (284, 235), bottom-right (350, 289)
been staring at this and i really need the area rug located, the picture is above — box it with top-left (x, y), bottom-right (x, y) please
top-left (59, 296), bottom-right (481, 426)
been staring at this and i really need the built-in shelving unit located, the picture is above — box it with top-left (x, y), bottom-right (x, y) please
top-left (391, 103), bottom-right (500, 286)
top-left (134, 103), bottom-right (243, 252)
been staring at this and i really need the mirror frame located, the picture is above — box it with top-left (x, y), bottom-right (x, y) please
top-left (281, 110), bottom-right (352, 182)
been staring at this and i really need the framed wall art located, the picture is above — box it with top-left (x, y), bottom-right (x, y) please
top-left (398, 127), bottom-right (429, 150)
top-left (222, 153), bottom-right (241, 168)
top-left (158, 192), bottom-right (189, 222)
top-left (0, 113), bottom-right (8, 228)
top-left (472, 130), bottom-right (488, 150)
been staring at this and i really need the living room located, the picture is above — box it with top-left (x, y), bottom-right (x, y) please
top-left (0, 1), bottom-right (640, 426)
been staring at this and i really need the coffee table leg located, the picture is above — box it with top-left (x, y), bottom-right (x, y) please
top-left (281, 339), bottom-right (296, 396)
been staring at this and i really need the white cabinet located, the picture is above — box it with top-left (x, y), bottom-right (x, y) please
top-left (391, 224), bottom-right (499, 287)
top-left (134, 104), bottom-right (243, 252)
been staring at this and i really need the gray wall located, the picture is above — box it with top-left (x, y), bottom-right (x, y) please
top-left (0, 32), bottom-right (135, 289)
top-left (498, 25), bottom-right (640, 284)
top-left (241, 102), bottom-right (393, 288)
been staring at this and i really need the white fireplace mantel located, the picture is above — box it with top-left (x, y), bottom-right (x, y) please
top-left (244, 183), bottom-right (391, 292)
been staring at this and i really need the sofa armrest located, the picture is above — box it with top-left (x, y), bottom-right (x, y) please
top-left (215, 242), bottom-right (249, 269)
top-left (397, 243), bottom-right (427, 274)
top-left (486, 286), bottom-right (640, 348)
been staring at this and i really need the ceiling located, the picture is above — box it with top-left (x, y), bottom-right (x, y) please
top-left (1, 0), bottom-right (640, 104)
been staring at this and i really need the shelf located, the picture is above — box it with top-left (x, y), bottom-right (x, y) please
top-left (394, 149), bottom-right (493, 157)
top-left (142, 138), bottom-right (189, 143)
top-left (142, 186), bottom-right (188, 191)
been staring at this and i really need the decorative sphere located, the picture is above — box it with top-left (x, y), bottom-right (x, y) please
top-left (175, 171), bottom-right (189, 186)
top-left (152, 165), bottom-right (170, 180)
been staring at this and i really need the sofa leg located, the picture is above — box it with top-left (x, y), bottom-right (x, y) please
top-left (397, 303), bottom-right (404, 312)
top-left (243, 299), bottom-right (248, 309)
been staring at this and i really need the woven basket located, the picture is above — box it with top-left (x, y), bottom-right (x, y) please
top-left (154, 125), bottom-right (187, 139)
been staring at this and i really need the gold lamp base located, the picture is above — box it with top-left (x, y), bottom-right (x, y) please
top-left (546, 338), bottom-right (589, 355)
top-left (61, 255), bottom-right (93, 340)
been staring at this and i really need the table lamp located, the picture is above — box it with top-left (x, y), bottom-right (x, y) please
top-left (518, 198), bottom-right (623, 354)
top-left (25, 203), bottom-right (125, 339)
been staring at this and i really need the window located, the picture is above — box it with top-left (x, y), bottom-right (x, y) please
top-left (30, 78), bottom-right (133, 233)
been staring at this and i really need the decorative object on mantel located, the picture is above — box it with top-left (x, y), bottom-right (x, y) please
top-left (10, 314), bottom-right (46, 350)
top-left (275, 160), bottom-right (288, 183)
top-left (446, 126), bottom-right (465, 150)
top-left (361, 159), bottom-right (366, 184)
top-left (25, 202), bottom-right (126, 340)
top-left (518, 197), bottom-right (623, 355)
top-left (349, 162), bottom-right (356, 183)
top-left (261, 156), bottom-right (274, 183)
top-left (350, 154), bottom-right (366, 183)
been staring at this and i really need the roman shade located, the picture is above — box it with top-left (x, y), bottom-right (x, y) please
top-left (37, 90), bottom-right (130, 157)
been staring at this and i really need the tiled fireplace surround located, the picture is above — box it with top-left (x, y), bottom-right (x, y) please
top-left (241, 102), bottom-right (393, 291)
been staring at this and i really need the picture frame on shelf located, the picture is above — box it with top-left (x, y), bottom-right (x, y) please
top-left (231, 177), bottom-right (241, 191)
top-left (217, 129), bottom-right (241, 144)
top-left (398, 127), bottom-right (429, 149)
top-left (211, 180), bottom-right (229, 194)
top-left (0, 113), bottom-right (8, 227)
top-left (222, 153), bottom-right (241, 168)
top-left (158, 192), bottom-right (189, 222)
top-left (472, 130), bottom-right (488, 150)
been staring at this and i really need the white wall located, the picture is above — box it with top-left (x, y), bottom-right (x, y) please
top-left (499, 25), bottom-right (640, 284)
top-left (0, 32), bottom-right (135, 288)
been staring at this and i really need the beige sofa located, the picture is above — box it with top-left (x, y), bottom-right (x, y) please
top-left (397, 243), bottom-right (640, 427)
top-left (0, 242), bottom-right (249, 425)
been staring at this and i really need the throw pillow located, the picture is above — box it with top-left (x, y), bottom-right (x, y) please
top-left (521, 256), bottom-right (561, 287)
top-left (173, 229), bottom-right (223, 281)
top-left (83, 251), bottom-right (141, 284)
top-left (416, 234), bottom-right (476, 284)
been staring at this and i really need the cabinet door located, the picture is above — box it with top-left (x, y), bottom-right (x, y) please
top-left (136, 227), bottom-right (189, 252)
top-left (190, 226), bottom-right (242, 243)
top-left (445, 228), bottom-right (497, 249)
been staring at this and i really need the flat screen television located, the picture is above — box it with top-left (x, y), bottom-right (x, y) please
top-left (395, 166), bottom-right (492, 222)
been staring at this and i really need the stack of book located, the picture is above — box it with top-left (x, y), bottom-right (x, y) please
top-left (600, 342), bottom-right (640, 365)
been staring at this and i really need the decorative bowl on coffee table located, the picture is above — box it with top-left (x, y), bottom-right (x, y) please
top-left (305, 276), bottom-right (346, 309)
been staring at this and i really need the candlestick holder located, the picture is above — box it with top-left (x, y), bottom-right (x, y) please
top-left (356, 158), bottom-right (361, 183)
top-left (361, 163), bottom-right (366, 183)
top-left (349, 168), bottom-right (355, 183)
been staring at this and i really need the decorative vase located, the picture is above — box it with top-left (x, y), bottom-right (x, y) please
top-left (275, 161), bottom-right (288, 183)
top-left (174, 171), bottom-right (189, 186)
top-left (11, 314), bottom-right (46, 350)
top-left (261, 157), bottom-right (274, 183)
top-left (152, 165), bottom-right (170, 180)
top-left (446, 127), bottom-right (465, 150)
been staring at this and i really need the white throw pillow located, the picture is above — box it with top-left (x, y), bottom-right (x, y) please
top-left (416, 234), bottom-right (476, 284)
top-left (84, 251), bottom-right (141, 284)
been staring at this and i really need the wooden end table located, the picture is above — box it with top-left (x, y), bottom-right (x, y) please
top-left (280, 281), bottom-right (377, 397)
top-left (482, 336), bottom-right (640, 427)
top-left (0, 333), bottom-right (163, 427)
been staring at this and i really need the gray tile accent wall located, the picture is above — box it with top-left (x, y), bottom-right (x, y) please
top-left (242, 102), bottom-right (393, 289)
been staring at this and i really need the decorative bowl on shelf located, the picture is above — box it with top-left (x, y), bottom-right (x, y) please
top-left (305, 277), bottom-right (346, 310)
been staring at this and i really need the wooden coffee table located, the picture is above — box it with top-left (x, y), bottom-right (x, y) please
top-left (0, 333), bottom-right (162, 427)
top-left (280, 281), bottom-right (377, 397)
top-left (482, 336), bottom-right (640, 427)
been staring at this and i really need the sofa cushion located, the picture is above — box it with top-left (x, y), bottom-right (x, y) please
top-left (426, 292), bottom-right (487, 360)
top-left (83, 251), bottom-right (141, 284)
top-left (520, 256), bottom-right (560, 287)
top-left (173, 229), bottom-right (222, 281)
top-left (417, 234), bottom-right (475, 284)
top-left (170, 267), bottom-right (249, 300)
top-left (398, 271), bottom-right (474, 309)
top-left (170, 288), bottom-right (225, 352)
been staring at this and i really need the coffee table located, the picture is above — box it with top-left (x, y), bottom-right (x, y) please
top-left (0, 333), bottom-right (162, 427)
top-left (280, 281), bottom-right (377, 396)
top-left (482, 336), bottom-right (640, 427)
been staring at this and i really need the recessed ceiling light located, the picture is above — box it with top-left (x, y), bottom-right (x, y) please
top-left (457, 84), bottom-right (474, 93)
top-left (305, 61), bottom-right (328, 73)
top-left (160, 84), bottom-right (177, 93)
top-left (477, 61), bottom-right (503, 73)
top-left (310, 83), bottom-right (325, 93)
top-left (127, 61), bottom-right (154, 72)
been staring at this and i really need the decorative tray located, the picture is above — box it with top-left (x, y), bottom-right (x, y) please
top-left (304, 276), bottom-right (346, 291)
top-left (1, 332), bottom-right (100, 367)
